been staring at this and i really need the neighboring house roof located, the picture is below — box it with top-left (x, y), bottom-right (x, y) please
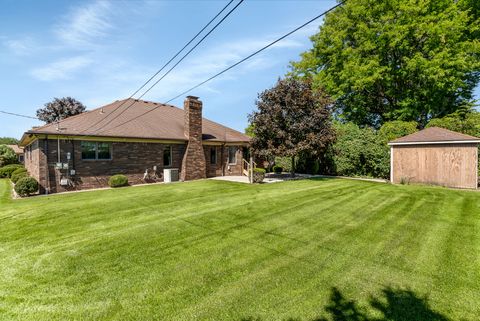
top-left (388, 127), bottom-right (480, 146)
top-left (6, 144), bottom-right (23, 154)
top-left (20, 99), bottom-right (250, 145)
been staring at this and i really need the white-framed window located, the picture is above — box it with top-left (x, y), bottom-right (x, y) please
top-left (163, 145), bottom-right (172, 167)
top-left (228, 146), bottom-right (237, 165)
top-left (81, 141), bottom-right (112, 160)
top-left (210, 147), bottom-right (217, 164)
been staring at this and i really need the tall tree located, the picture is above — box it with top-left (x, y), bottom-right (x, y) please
top-left (0, 137), bottom-right (18, 145)
top-left (249, 78), bottom-right (335, 176)
top-left (36, 97), bottom-right (86, 124)
top-left (291, 0), bottom-right (480, 128)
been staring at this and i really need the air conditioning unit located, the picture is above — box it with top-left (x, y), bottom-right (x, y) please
top-left (163, 168), bottom-right (179, 183)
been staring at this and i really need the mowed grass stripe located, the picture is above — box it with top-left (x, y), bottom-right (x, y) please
top-left (0, 179), bottom-right (479, 320)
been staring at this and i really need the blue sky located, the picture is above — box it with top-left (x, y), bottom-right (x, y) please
top-left (0, 0), bottom-right (479, 139)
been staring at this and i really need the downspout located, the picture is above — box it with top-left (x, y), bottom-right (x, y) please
top-left (57, 137), bottom-right (60, 163)
top-left (44, 136), bottom-right (49, 195)
top-left (71, 140), bottom-right (75, 170)
top-left (221, 143), bottom-right (225, 176)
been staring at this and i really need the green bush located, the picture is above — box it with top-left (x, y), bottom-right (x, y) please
top-left (378, 121), bottom-right (418, 144)
top-left (11, 168), bottom-right (28, 183)
top-left (108, 174), bottom-right (129, 188)
top-left (251, 168), bottom-right (266, 183)
top-left (332, 122), bottom-right (390, 179)
top-left (272, 165), bottom-right (283, 174)
top-left (253, 168), bottom-right (266, 174)
top-left (0, 164), bottom-right (24, 178)
top-left (14, 177), bottom-right (39, 197)
top-left (0, 145), bottom-right (18, 167)
top-left (273, 157), bottom-right (291, 172)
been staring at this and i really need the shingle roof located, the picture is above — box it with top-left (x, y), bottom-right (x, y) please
top-left (6, 145), bottom-right (23, 154)
top-left (22, 98), bottom-right (250, 144)
top-left (389, 127), bottom-right (480, 145)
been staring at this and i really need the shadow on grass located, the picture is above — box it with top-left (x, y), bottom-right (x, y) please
top-left (240, 286), bottom-right (450, 321)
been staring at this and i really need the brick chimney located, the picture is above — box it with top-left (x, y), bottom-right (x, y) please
top-left (180, 96), bottom-right (206, 181)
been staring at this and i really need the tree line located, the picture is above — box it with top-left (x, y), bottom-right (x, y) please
top-left (248, 0), bottom-right (480, 178)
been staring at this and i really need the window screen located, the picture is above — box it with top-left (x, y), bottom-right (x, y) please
top-left (228, 147), bottom-right (236, 164)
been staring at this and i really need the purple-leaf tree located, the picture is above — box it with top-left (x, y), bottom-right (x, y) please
top-left (249, 78), bottom-right (336, 176)
top-left (36, 97), bottom-right (86, 123)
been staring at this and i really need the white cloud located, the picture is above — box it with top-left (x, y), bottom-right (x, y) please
top-left (31, 56), bottom-right (93, 81)
top-left (54, 0), bottom-right (113, 47)
top-left (3, 37), bottom-right (35, 56)
top-left (141, 35), bottom-right (305, 101)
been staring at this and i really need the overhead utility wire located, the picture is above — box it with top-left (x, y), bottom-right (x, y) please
top-left (165, 2), bottom-right (344, 103)
top-left (85, 0), bottom-right (243, 134)
top-left (0, 1), bottom-right (241, 128)
top-left (0, 110), bottom-right (38, 120)
top-left (136, 1), bottom-right (245, 101)
top-left (81, 0), bottom-right (236, 133)
top-left (99, 1), bottom-right (345, 133)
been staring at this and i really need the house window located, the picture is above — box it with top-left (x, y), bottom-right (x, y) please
top-left (210, 147), bottom-right (217, 164)
top-left (228, 146), bottom-right (237, 164)
top-left (97, 143), bottom-right (111, 160)
top-left (81, 141), bottom-right (111, 160)
top-left (163, 146), bottom-right (172, 167)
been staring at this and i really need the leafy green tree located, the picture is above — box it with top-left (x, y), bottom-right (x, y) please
top-left (0, 137), bottom-right (18, 145)
top-left (249, 78), bottom-right (336, 176)
top-left (426, 112), bottom-right (480, 137)
top-left (245, 124), bottom-right (255, 137)
top-left (332, 122), bottom-right (390, 178)
top-left (36, 97), bottom-right (86, 123)
top-left (378, 120), bottom-right (418, 144)
top-left (0, 145), bottom-right (18, 167)
top-left (291, 0), bottom-right (480, 128)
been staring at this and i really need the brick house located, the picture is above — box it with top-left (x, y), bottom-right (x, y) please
top-left (19, 96), bottom-right (250, 194)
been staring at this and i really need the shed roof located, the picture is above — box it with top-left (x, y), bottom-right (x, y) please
top-left (20, 98), bottom-right (250, 146)
top-left (388, 127), bottom-right (480, 146)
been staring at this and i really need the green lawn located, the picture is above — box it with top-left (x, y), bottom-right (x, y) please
top-left (0, 178), bottom-right (479, 321)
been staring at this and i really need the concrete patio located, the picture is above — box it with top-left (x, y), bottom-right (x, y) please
top-left (208, 175), bottom-right (284, 184)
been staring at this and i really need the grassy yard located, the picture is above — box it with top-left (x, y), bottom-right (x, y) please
top-left (0, 178), bottom-right (479, 321)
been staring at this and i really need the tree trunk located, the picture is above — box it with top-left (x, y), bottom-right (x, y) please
top-left (291, 155), bottom-right (295, 177)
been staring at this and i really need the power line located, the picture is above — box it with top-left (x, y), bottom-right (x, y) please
top-left (166, 2), bottom-right (344, 103)
top-left (136, 0), bottom-right (244, 100)
top-left (0, 110), bottom-right (38, 120)
top-left (83, 0), bottom-right (243, 134)
top-left (96, 2), bottom-right (345, 134)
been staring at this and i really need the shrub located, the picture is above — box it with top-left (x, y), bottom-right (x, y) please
top-left (274, 157), bottom-right (291, 172)
top-left (0, 164), bottom-right (24, 178)
top-left (11, 168), bottom-right (28, 183)
top-left (272, 165), bottom-right (283, 174)
top-left (332, 122), bottom-right (389, 179)
top-left (14, 177), bottom-right (38, 197)
top-left (253, 167), bottom-right (266, 174)
top-left (0, 145), bottom-right (18, 167)
top-left (251, 167), bottom-right (266, 183)
top-left (108, 174), bottom-right (129, 188)
top-left (378, 121), bottom-right (418, 144)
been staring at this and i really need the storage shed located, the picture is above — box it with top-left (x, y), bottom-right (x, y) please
top-left (389, 127), bottom-right (480, 189)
